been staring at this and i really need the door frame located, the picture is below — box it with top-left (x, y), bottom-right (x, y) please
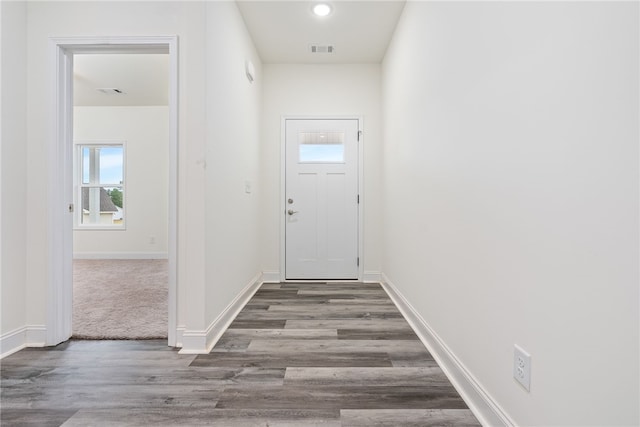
top-left (279, 116), bottom-right (364, 282)
top-left (48, 36), bottom-right (179, 346)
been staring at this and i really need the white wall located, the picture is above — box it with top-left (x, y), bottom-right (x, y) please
top-left (261, 64), bottom-right (383, 278)
top-left (382, 2), bottom-right (639, 426)
top-left (0, 1), bottom-right (28, 353)
top-left (203, 2), bottom-right (263, 333)
top-left (73, 106), bottom-right (169, 258)
top-left (23, 1), bottom-right (208, 345)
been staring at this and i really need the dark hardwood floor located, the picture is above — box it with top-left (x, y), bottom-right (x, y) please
top-left (1, 282), bottom-right (480, 426)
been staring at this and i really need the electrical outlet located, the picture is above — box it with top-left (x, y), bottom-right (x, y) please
top-left (513, 345), bottom-right (531, 391)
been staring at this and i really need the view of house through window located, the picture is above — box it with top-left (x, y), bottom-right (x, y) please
top-left (76, 143), bottom-right (125, 227)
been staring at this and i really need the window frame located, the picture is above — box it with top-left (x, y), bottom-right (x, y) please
top-left (73, 141), bottom-right (127, 230)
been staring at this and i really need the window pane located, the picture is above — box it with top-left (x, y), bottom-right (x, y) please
top-left (82, 147), bottom-right (90, 184)
top-left (299, 131), bottom-right (344, 162)
top-left (80, 186), bottom-right (123, 226)
top-left (81, 146), bottom-right (124, 185)
top-left (99, 146), bottom-right (124, 184)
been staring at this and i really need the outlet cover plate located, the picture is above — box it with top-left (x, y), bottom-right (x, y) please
top-left (514, 344), bottom-right (531, 391)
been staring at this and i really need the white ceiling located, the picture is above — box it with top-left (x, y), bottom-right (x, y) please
top-left (73, 1), bottom-right (406, 105)
top-left (237, 1), bottom-right (406, 64)
top-left (74, 54), bottom-right (169, 107)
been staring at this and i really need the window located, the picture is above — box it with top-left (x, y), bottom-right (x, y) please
top-left (299, 131), bottom-right (345, 163)
top-left (75, 143), bottom-right (125, 229)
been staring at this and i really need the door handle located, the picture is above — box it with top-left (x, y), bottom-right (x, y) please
top-left (287, 209), bottom-right (299, 215)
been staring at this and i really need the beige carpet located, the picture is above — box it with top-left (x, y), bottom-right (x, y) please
top-left (73, 259), bottom-right (168, 340)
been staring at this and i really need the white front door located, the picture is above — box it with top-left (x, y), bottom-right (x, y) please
top-left (285, 119), bottom-right (359, 280)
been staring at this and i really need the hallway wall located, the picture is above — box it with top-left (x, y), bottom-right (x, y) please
top-left (0, 1), bottom-right (263, 354)
top-left (204, 1), bottom-right (263, 338)
top-left (0, 1), bottom-right (28, 353)
top-left (261, 64), bottom-right (383, 279)
top-left (382, 2), bottom-right (639, 425)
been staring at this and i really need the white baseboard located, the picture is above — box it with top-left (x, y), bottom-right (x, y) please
top-left (363, 271), bottom-right (382, 282)
top-left (26, 325), bottom-right (47, 347)
top-left (1, 325), bottom-right (47, 359)
top-left (0, 327), bottom-right (26, 358)
top-left (179, 272), bottom-right (263, 354)
top-left (175, 326), bottom-right (186, 349)
top-left (260, 270), bottom-right (382, 283)
top-left (261, 271), bottom-right (281, 283)
top-left (381, 274), bottom-right (514, 427)
top-left (73, 252), bottom-right (168, 260)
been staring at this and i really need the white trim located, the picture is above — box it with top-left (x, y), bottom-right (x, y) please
top-left (73, 252), bottom-right (169, 260)
top-left (175, 326), bottom-right (186, 348)
top-left (179, 272), bottom-right (263, 354)
top-left (0, 327), bottom-right (26, 359)
top-left (357, 118), bottom-right (364, 281)
top-left (362, 271), bottom-right (382, 283)
top-left (279, 115), bottom-right (364, 282)
top-left (279, 118), bottom-right (286, 282)
top-left (261, 271), bottom-right (281, 283)
top-left (26, 325), bottom-right (47, 347)
top-left (1, 325), bottom-right (47, 359)
top-left (48, 36), bottom-right (179, 348)
top-left (48, 38), bottom-right (74, 346)
top-left (381, 274), bottom-right (515, 427)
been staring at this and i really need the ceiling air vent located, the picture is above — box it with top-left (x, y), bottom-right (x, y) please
top-left (310, 45), bottom-right (334, 54)
top-left (96, 88), bottom-right (126, 95)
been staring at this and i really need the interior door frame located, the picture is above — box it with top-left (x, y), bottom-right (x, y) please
top-left (48, 36), bottom-right (179, 346)
top-left (280, 116), bottom-right (364, 282)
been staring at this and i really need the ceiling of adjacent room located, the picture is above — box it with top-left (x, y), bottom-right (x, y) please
top-left (73, 54), bottom-right (169, 107)
top-left (72, 1), bottom-right (406, 105)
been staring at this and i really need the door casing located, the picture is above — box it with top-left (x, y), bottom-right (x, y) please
top-left (279, 116), bottom-right (364, 282)
top-left (48, 36), bottom-right (179, 346)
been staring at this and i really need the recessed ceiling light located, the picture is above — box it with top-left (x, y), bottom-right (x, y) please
top-left (313, 3), bottom-right (332, 17)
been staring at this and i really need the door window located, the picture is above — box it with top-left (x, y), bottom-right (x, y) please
top-left (298, 131), bottom-right (345, 163)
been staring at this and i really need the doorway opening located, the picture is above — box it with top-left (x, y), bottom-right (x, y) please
top-left (71, 53), bottom-right (170, 339)
top-left (48, 37), bottom-right (178, 347)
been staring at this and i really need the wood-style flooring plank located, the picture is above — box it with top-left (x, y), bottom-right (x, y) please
top-left (297, 289), bottom-right (388, 296)
top-left (285, 319), bottom-right (413, 330)
top-left (227, 319), bottom-right (287, 329)
top-left (283, 367), bottom-right (453, 387)
top-left (234, 311), bottom-right (403, 320)
top-left (220, 328), bottom-right (338, 339)
top-left (340, 409), bottom-right (482, 426)
top-left (266, 304), bottom-right (400, 314)
top-left (214, 385), bottom-right (468, 410)
top-left (2, 366), bottom-right (285, 387)
top-left (191, 352), bottom-right (394, 368)
top-left (337, 328), bottom-right (419, 340)
top-left (0, 409), bottom-right (77, 427)
top-left (1, 384), bottom-right (224, 410)
top-left (62, 408), bottom-right (341, 427)
top-left (246, 339), bottom-right (428, 355)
